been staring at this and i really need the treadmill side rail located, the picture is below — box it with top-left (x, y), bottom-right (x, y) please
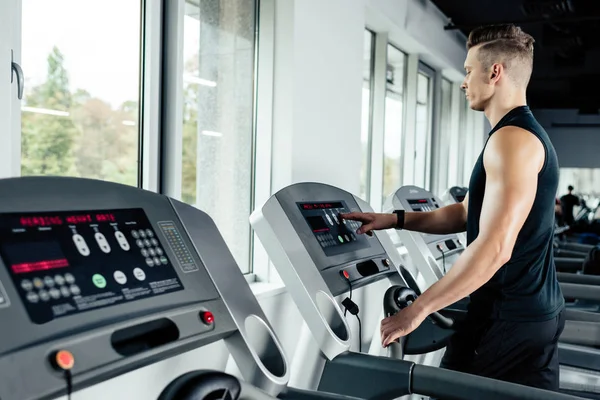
top-left (411, 364), bottom-right (584, 400)
top-left (318, 352), bottom-right (413, 400)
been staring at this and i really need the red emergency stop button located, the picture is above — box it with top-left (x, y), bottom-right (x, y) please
top-left (201, 311), bottom-right (215, 325)
top-left (54, 350), bottom-right (75, 371)
top-left (342, 270), bottom-right (350, 279)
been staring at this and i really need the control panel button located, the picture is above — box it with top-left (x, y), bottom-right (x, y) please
top-left (50, 288), bottom-right (61, 299)
top-left (33, 278), bottom-right (44, 289)
top-left (65, 273), bottom-right (75, 284)
top-left (54, 275), bottom-right (65, 286)
top-left (160, 256), bottom-right (168, 265)
top-left (143, 239), bottom-right (151, 247)
top-left (150, 238), bottom-right (158, 246)
top-left (44, 276), bottom-right (55, 287)
top-left (27, 292), bottom-right (39, 303)
top-left (53, 350), bottom-right (75, 371)
top-left (139, 230), bottom-right (146, 238)
top-left (156, 248), bottom-right (163, 256)
top-left (146, 258), bottom-right (155, 267)
top-left (136, 239), bottom-right (144, 248)
top-left (95, 233), bottom-right (111, 254)
top-left (200, 311), bottom-right (214, 325)
top-left (153, 257), bottom-right (161, 266)
top-left (146, 229), bottom-right (154, 238)
top-left (60, 287), bottom-right (71, 298)
top-left (115, 231), bottom-right (130, 251)
top-left (92, 274), bottom-right (107, 289)
top-left (70, 285), bottom-right (81, 296)
top-left (113, 271), bottom-right (127, 285)
top-left (141, 249), bottom-right (149, 257)
top-left (39, 290), bottom-right (50, 302)
top-left (148, 248), bottom-right (156, 257)
top-left (133, 268), bottom-right (146, 281)
top-left (72, 234), bottom-right (91, 256)
top-left (131, 230), bottom-right (140, 239)
top-left (21, 279), bottom-right (33, 291)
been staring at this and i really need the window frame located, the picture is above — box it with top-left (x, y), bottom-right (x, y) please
top-left (380, 42), bottom-right (408, 207)
top-left (161, 0), bottom-right (261, 277)
top-left (415, 61), bottom-right (435, 190)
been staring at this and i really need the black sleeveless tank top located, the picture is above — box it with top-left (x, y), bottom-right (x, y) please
top-left (466, 105), bottom-right (565, 322)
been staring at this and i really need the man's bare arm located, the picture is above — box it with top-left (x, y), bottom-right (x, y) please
top-left (341, 192), bottom-right (469, 236)
top-left (406, 126), bottom-right (545, 323)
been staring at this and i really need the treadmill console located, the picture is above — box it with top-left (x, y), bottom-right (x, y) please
top-left (384, 185), bottom-right (465, 290)
top-left (268, 183), bottom-right (396, 296)
top-left (0, 208), bottom-right (182, 324)
top-left (0, 177), bottom-right (288, 400)
top-left (407, 198), bottom-right (439, 213)
top-left (298, 201), bottom-right (368, 256)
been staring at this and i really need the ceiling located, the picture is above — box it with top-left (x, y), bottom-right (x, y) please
top-left (429, 0), bottom-right (600, 112)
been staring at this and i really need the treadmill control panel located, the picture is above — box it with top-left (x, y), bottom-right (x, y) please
top-left (407, 198), bottom-right (440, 212)
top-left (0, 208), bottom-right (184, 324)
top-left (298, 201), bottom-right (369, 256)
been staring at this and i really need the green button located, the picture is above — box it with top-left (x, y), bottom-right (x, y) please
top-left (338, 235), bottom-right (344, 243)
top-left (92, 274), bottom-right (106, 289)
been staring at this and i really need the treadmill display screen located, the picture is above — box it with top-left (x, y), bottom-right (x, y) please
top-left (297, 201), bottom-right (370, 256)
top-left (0, 208), bottom-right (184, 324)
top-left (408, 199), bottom-right (436, 212)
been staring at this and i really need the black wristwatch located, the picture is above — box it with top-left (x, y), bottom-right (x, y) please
top-left (393, 210), bottom-right (405, 230)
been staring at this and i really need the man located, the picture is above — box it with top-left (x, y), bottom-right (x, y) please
top-left (560, 185), bottom-right (580, 226)
top-left (341, 24), bottom-right (565, 391)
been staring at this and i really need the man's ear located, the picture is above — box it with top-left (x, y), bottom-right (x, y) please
top-left (490, 63), bottom-right (502, 83)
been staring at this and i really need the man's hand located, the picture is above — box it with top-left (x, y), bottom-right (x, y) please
top-left (380, 305), bottom-right (427, 347)
top-left (339, 212), bottom-right (397, 235)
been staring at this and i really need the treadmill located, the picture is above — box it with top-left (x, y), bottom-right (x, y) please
top-left (251, 181), bottom-right (585, 400)
top-left (0, 176), bottom-right (356, 400)
top-left (385, 184), bottom-right (600, 398)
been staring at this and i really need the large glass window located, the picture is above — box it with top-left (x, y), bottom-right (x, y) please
top-left (20, 0), bottom-right (142, 186)
top-left (181, 0), bottom-right (256, 273)
top-left (437, 78), bottom-right (453, 195)
top-left (414, 66), bottom-right (433, 189)
top-left (382, 45), bottom-right (406, 205)
top-left (360, 30), bottom-right (374, 201)
top-left (456, 94), bottom-right (469, 185)
top-left (558, 168), bottom-right (600, 221)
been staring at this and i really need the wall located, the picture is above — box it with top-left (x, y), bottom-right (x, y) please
top-left (270, 0), bottom-right (366, 196)
top-left (533, 109), bottom-right (600, 169)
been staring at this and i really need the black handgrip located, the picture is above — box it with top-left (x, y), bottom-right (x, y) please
top-left (158, 370), bottom-right (241, 400)
top-left (429, 311), bottom-right (454, 329)
top-left (383, 286), bottom-right (454, 329)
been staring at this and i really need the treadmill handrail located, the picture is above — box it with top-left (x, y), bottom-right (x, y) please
top-left (320, 352), bottom-right (584, 400)
top-left (560, 282), bottom-right (600, 301)
top-left (411, 364), bottom-right (585, 400)
top-left (557, 272), bottom-right (600, 286)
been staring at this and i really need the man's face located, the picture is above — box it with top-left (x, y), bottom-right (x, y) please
top-left (461, 46), bottom-right (495, 111)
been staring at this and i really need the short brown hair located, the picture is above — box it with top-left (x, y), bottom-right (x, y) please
top-left (467, 24), bottom-right (535, 87)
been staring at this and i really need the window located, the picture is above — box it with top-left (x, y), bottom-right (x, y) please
top-left (414, 65), bottom-right (433, 189)
top-left (360, 30), bottom-right (374, 201)
top-left (456, 94), bottom-right (469, 185)
top-left (558, 168), bottom-right (600, 221)
top-left (382, 45), bottom-right (406, 205)
top-left (20, 0), bottom-right (142, 186)
top-left (437, 78), bottom-right (453, 195)
top-left (180, 0), bottom-right (257, 273)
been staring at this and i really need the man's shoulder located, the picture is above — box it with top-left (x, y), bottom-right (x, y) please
top-left (484, 126), bottom-right (545, 170)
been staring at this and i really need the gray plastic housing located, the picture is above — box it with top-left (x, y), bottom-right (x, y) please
top-left (383, 185), bottom-right (466, 290)
top-left (0, 177), bottom-right (288, 400)
top-left (251, 182), bottom-right (406, 361)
